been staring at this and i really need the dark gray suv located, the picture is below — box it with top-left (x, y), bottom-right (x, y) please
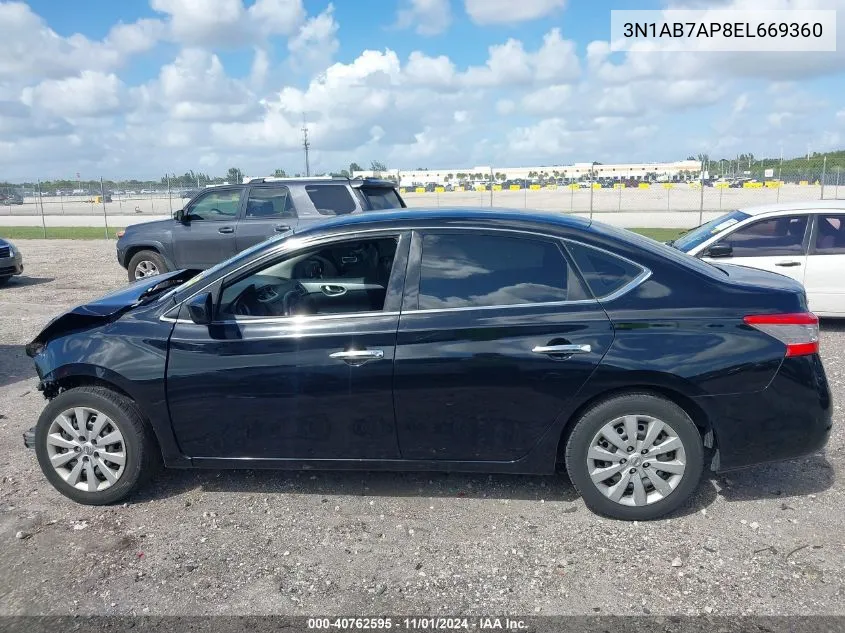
top-left (116, 177), bottom-right (405, 281)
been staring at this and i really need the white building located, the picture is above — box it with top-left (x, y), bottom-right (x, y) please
top-left (353, 160), bottom-right (703, 187)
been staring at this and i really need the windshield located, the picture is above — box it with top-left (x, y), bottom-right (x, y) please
top-left (162, 231), bottom-right (294, 301)
top-left (359, 187), bottom-right (404, 210)
top-left (671, 210), bottom-right (751, 252)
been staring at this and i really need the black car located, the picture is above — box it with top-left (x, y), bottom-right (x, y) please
top-left (116, 177), bottom-right (406, 282)
top-left (24, 209), bottom-right (831, 520)
top-left (2, 192), bottom-right (24, 205)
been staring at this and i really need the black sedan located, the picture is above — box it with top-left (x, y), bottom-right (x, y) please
top-left (24, 209), bottom-right (831, 520)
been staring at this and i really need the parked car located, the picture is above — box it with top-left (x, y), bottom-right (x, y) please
top-left (2, 192), bottom-right (23, 205)
top-left (116, 177), bottom-right (407, 281)
top-left (0, 238), bottom-right (23, 285)
top-left (24, 208), bottom-right (831, 519)
top-left (668, 200), bottom-right (845, 317)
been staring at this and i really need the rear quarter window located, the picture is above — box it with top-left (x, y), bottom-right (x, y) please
top-left (305, 185), bottom-right (357, 215)
top-left (564, 240), bottom-right (646, 299)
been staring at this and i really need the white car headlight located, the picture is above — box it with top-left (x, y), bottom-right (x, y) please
top-left (5, 243), bottom-right (15, 256)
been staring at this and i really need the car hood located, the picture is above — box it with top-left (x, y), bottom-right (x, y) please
top-left (25, 269), bottom-right (198, 357)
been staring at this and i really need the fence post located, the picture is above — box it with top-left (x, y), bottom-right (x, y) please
top-left (836, 167), bottom-right (841, 198)
top-left (100, 178), bottom-right (109, 239)
top-left (820, 156), bottom-right (827, 200)
top-left (167, 174), bottom-right (173, 213)
top-left (589, 179), bottom-right (594, 219)
top-left (37, 180), bottom-right (47, 238)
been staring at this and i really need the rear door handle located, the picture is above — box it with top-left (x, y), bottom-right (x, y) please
top-left (775, 261), bottom-right (801, 267)
top-left (218, 226), bottom-right (234, 234)
top-left (274, 224), bottom-right (291, 232)
top-left (329, 349), bottom-right (384, 366)
top-left (532, 344), bottom-right (592, 355)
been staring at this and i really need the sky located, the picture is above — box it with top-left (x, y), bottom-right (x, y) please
top-left (1, 0), bottom-right (844, 180)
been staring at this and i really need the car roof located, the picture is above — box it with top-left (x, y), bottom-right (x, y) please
top-left (293, 207), bottom-right (592, 236)
top-left (739, 200), bottom-right (845, 216)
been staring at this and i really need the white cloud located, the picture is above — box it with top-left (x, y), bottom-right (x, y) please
top-left (0, 2), bottom-right (161, 81)
top-left (21, 71), bottom-right (125, 118)
top-left (396, 0), bottom-right (452, 36)
top-left (405, 52), bottom-right (457, 88)
top-left (464, 29), bottom-right (579, 87)
top-left (288, 4), bottom-right (339, 73)
top-left (150, 0), bottom-right (305, 47)
top-left (464, 0), bottom-right (566, 24)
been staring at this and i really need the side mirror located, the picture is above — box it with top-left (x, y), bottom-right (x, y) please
top-left (706, 243), bottom-right (733, 258)
top-left (173, 209), bottom-right (186, 222)
top-left (186, 292), bottom-right (213, 325)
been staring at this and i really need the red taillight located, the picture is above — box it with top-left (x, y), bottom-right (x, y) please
top-left (743, 312), bottom-right (820, 357)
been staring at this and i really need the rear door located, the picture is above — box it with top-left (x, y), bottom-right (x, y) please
top-left (234, 184), bottom-right (298, 252)
top-left (393, 229), bottom-right (616, 462)
top-left (804, 213), bottom-right (845, 315)
top-left (700, 213), bottom-right (810, 285)
top-left (172, 187), bottom-right (244, 269)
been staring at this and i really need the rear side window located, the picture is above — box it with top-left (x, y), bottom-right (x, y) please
top-left (359, 187), bottom-right (403, 210)
top-left (813, 214), bottom-right (845, 254)
top-left (245, 186), bottom-right (295, 219)
top-left (565, 241), bottom-right (645, 299)
top-left (718, 215), bottom-right (809, 256)
top-left (418, 233), bottom-right (584, 310)
top-left (306, 185), bottom-right (357, 215)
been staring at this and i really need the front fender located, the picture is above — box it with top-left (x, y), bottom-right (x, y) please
top-left (118, 238), bottom-right (176, 269)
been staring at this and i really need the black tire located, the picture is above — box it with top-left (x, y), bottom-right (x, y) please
top-left (34, 386), bottom-right (161, 505)
top-left (126, 249), bottom-right (168, 282)
top-left (565, 392), bottom-right (704, 521)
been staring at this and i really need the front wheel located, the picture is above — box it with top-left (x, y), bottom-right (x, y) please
top-left (127, 250), bottom-right (168, 282)
top-left (565, 393), bottom-right (704, 520)
top-left (34, 386), bottom-right (160, 505)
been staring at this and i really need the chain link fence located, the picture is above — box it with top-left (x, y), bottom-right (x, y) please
top-left (1, 165), bottom-right (843, 237)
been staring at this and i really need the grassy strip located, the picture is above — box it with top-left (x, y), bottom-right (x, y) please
top-left (0, 226), bottom-right (686, 242)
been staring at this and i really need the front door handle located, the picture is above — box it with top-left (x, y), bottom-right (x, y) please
top-left (775, 260), bottom-right (801, 267)
top-left (321, 284), bottom-right (346, 296)
top-left (274, 224), bottom-right (291, 232)
top-left (329, 349), bottom-right (384, 366)
top-left (532, 344), bottom-right (592, 355)
top-left (218, 226), bottom-right (234, 234)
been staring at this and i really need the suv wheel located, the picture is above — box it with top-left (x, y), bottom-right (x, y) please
top-left (565, 393), bottom-right (704, 520)
top-left (34, 386), bottom-right (160, 505)
top-left (127, 250), bottom-right (167, 282)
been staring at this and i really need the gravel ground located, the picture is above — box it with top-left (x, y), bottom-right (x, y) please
top-left (0, 240), bottom-right (843, 617)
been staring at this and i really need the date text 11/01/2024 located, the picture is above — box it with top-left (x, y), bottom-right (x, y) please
top-left (622, 21), bottom-right (824, 39)
top-left (306, 617), bottom-right (528, 630)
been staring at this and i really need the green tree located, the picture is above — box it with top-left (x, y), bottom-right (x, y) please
top-left (370, 160), bottom-right (387, 173)
top-left (227, 167), bottom-right (242, 184)
top-left (349, 162), bottom-right (363, 173)
top-left (273, 168), bottom-right (287, 178)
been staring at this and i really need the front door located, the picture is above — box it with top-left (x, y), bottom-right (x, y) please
top-left (172, 187), bottom-right (244, 269)
top-left (234, 184), bottom-right (298, 252)
top-left (166, 231), bottom-right (410, 460)
top-left (393, 230), bottom-right (614, 462)
top-left (804, 213), bottom-right (845, 315)
top-left (701, 214), bottom-right (810, 285)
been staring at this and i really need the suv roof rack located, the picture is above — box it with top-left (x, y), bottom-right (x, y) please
top-left (243, 176), bottom-right (337, 184)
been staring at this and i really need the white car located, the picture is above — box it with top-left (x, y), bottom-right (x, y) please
top-left (670, 201), bottom-right (845, 317)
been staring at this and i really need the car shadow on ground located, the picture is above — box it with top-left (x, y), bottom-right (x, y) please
top-left (2, 276), bottom-right (54, 288)
top-left (130, 452), bottom-right (832, 519)
top-left (0, 345), bottom-right (36, 389)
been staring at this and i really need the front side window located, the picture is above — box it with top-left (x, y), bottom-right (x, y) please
top-left (186, 189), bottom-right (241, 221)
top-left (417, 233), bottom-right (580, 310)
top-left (245, 186), bottom-right (295, 219)
top-left (219, 236), bottom-right (399, 318)
top-left (813, 214), bottom-right (845, 254)
top-left (717, 215), bottom-right (809, 257)
top-left (306, 185), bottom-right (357, 215)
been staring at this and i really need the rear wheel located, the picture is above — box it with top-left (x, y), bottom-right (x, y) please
top-left (127, 250), bottom-right (167, 282)
top-left (565, 393), bottom-right (704, 520)
top-left (34, 386), bottom-right (160, 505)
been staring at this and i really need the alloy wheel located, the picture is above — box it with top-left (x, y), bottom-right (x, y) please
top-left (586, 414), bottom-right (687, 507)
top-left (134, 260), bottom-right (159, 278)
top-left (45, 407), bottom-right (127, 492)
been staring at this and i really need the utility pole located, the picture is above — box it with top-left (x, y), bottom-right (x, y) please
top-left (302, 117), bottom-right (311, 177)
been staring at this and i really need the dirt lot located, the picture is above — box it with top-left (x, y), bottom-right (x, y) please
top-left (0, 240), bottom-right (843, 616)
